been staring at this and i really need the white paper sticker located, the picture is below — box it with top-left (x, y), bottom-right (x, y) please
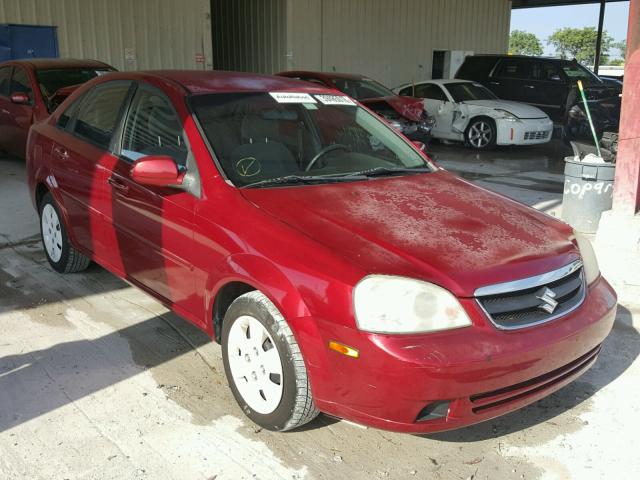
top-left (269, 92), bottom-right (317, 104)
top-left (314, 94), bottom-right (356, 106)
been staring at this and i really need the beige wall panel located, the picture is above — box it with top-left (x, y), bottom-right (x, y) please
top-left (288, 0), bottom-right (511, 87)
top-left (0, 0), bottom-right (213, 71)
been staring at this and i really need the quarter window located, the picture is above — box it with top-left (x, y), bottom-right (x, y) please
top-left (73, 82), bottom-right (131, 149)
top-left (11, 67), bottom-right (34, 103)
top-left (121, 88), bottom-right (188, 166)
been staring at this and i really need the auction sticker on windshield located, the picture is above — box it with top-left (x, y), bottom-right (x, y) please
top-left (315, 94), bottom-right (356, 106)
top-left (270, 92), bottom-right (317, 103)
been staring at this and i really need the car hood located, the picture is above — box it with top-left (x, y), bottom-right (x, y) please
top-left (462, 100), bottom-right (548, 119)
top-left (241, 171), bottom-right (577, 297)
top-left (360, 95), bottom-right (425, 122)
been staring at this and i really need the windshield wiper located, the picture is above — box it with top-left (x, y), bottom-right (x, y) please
top-left (349, 166), bottom-right (432, 178)
top-left (242, 174), bottom-right (367, 189)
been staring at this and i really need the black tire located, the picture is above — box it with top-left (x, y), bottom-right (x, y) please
top-left (221, 290), bottom-right (319, 431)
top-left (39, 192), bottom-right (91, 274)
top-left (465, 117), bottom-right (496, 150)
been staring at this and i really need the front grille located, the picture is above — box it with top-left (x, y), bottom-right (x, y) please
top-left (524, 130), bottom-right (550, 141)
top-left (475, 260), bottom-right (585, 330)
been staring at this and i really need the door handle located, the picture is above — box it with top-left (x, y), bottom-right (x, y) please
top-left (524, 85), bottom-right (535, 89)
top-left (52, 146), bottom-right (69, 160)
top-left (108, 176), bottom-right (129, 194)
top-left (489, 81), bottom-right (501, 85)
top-left (1, 108), bottom-right (9, 115)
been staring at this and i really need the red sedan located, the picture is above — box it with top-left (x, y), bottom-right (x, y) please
top-left (277, 70), bottom-right (434, 139)
top-left (26, 70), bottom-right (616, 433)
top-left (0, 58), bottom-right (114, 158)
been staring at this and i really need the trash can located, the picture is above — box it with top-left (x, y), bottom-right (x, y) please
top-left (562, 157), bottom-right (615, 234)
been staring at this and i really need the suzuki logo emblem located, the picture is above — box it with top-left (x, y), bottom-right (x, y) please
top-left (536, 287), bottom-right (558, 314)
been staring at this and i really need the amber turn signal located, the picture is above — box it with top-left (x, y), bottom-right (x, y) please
top-left (328, 340), bottom-right (359, 358)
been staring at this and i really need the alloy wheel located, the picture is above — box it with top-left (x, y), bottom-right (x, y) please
top-left (468, 121), bottom-right (493, 148)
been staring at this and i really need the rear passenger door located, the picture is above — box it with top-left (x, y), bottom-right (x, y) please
top-left (52, 80), bottom-right (133, 259)
top-left (102, 83), bottom-right (199, 314)
top-left (489, 58), bottom-right (533, 101)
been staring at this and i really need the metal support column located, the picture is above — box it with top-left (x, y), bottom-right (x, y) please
top-left (594, 0), bottom-right (606, 74)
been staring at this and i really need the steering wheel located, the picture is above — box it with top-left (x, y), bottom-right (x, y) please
top-left (305, 144), bottom-right (350, 172)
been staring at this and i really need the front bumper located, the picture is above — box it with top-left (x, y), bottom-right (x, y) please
top-left (309, 276), bottom-right (616, 433)
top-left (496, 117), bottom-right (554, 145)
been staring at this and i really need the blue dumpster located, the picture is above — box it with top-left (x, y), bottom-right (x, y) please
top-left (0, 24), bottom-right (59, 61)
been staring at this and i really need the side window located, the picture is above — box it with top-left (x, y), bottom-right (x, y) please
top-left (494, 60), bottom-right (532, 80)
top-left (532, 62), bottom-right (563, 82)
top-left (415, 84), bottom-right (448, 101)
top-left (121, 88), bottom-right (188, 167)
top-left (0, 67), bottom-right (12, 97)
top-left (398, 86), bottom-right (412, 96)
top-left (11, 67), bottom-right (34, 104)
top-left (73, 82), bottom-right (131, 149)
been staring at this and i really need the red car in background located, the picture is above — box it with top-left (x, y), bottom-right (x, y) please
top-left (277, 70), bottom-right (434, 140)
top-left (27, 70), bottom-right (615, 434)
top-left (0, 58), bottom-right (114, 158)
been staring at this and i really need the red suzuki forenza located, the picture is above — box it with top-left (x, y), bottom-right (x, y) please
top-left (26, 71), bottom-right (617, 433)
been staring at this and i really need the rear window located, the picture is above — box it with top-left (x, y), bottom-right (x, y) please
top-left (455, 57), bottom-right (497, 80)
top-left (331, 78), bottom-right (395, 100)
top-left (35, 67), bottom-right (113, 98)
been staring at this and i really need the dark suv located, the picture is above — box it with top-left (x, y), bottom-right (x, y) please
top-left (455, 55), bottom-right (621, 140)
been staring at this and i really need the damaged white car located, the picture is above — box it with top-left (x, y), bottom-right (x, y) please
top-left (395, 80), bottom-right (554, 150)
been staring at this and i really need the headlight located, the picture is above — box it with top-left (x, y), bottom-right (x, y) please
top-left (353, 275), bottom-right (472, 334)
top-left (494, 109), bottom-right (520, 122)
top-left (574, 232), bottom-right (600, 285)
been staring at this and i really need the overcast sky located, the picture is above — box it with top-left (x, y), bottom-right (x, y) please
top-left (510, 1), bottom-right (629, 57)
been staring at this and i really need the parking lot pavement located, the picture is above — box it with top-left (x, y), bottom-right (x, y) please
top-left (1, 152), bottom-right (639, 480)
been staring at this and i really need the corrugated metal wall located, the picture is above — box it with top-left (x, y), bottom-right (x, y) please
top-left (288, 0), bottom-right (511, 87)
top-left (0, 0), bottom-right (213, 71)
top-left (211, 0), bottom-right (287, 73)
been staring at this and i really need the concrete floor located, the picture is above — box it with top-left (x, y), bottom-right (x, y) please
top-left (1, 143), bottom-right (639, 480)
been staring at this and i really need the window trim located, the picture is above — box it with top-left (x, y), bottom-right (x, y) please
top-left (67, 80), bottom-right (135, 152)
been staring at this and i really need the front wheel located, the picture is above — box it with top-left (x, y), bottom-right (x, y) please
top-left (465, 118), bottom-right (496, 150)
top-left (221, 291), bottom-right (319, 431)
top-left (39, 192), bottom-right (90, 273)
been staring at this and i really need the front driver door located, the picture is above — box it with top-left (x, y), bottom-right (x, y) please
top-left (101, 83), bottom-right (199, 315)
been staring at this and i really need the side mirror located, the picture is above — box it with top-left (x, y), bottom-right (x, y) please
top-left (130, 156), bottom-right (184, 188)
top-left (10, 92), bottom-right (30, 105)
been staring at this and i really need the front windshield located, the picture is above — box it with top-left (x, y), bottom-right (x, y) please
top-left (331, 78), bottom-right (395, 100)
top-left (190, 92), bottom-right (430, 187)
top-left (446, 82), bottom-right (497, 102)
top-left (36, 68), bottom-right (113, 98)
top-left (557, 61), bottom-right (602, 85)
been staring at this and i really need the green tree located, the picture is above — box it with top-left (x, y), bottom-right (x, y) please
top-left (509, 30), bottom-right (544, 56)
top-left (547, 27), bottom-right (614, 66)
top-left (615, 39), bottom-right (627, 59)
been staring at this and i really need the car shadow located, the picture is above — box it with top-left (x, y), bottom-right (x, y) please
top-left (422, 304), bottom-right (639, 442)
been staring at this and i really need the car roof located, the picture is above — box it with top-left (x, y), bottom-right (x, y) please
top-left (396, 79), bottom-right (474, 89)
top-left (98, 70), bottom-right (342, 94)
top-left (278, 70), bottom-right (369, 81)
top-left (465, 54), bottom-right (573, 63)
top-left (0, 58), bottom-right (113, 70)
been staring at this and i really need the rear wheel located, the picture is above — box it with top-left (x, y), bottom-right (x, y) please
top-left (465, 117), bottom-right (496, 150)
top-left (222, 290), bottom-right (318, 431)
top-left (39, 193), bottom-right (90, 273)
